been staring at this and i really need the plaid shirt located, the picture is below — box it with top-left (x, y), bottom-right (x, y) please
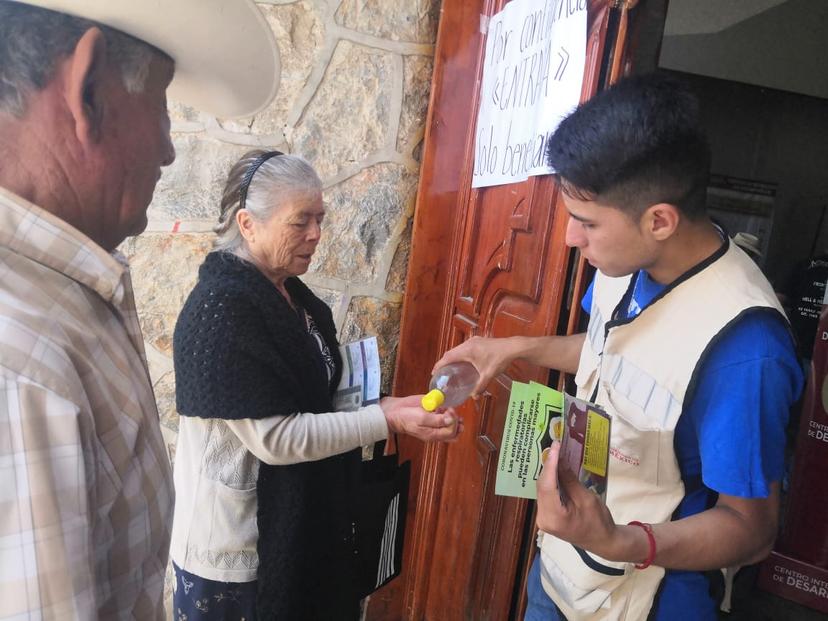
top-left (0, 188), bottom-right (173, 619)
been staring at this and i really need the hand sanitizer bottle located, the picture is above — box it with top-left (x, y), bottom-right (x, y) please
top-left (421, 361), bottom-right (479, 411)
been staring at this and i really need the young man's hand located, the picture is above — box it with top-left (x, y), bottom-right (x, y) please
top-left (432, 336), bottom-right (525, 398)
top-left (536, 441), bottom-right (649, 564)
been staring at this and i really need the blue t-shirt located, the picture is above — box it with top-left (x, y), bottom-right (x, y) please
top-left (528, 270), bottom-right (803, 621)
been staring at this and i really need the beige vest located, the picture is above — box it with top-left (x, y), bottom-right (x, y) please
top-left (539, 241), bottom-right (786, 620)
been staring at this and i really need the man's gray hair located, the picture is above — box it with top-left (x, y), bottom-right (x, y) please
top-left (0, 3), bottom-right (162, 117)
top-left (215, 151), bottom-right (323, 253)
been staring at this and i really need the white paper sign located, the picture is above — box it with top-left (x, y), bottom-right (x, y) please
top-left (472, 0), bottom-right (587, 189)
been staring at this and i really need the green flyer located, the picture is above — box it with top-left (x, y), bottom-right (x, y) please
top-left (495, 381), bottom-right (563, 499)
top-left (495, 381), bottom-right (611, 500)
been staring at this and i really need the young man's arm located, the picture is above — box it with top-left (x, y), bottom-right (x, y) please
top-left (640, 490), bottom-right (778, 568)
top-left (433, 333), bottom-right (586, 397)
top-left (536, 441), bottom-right (779, 569)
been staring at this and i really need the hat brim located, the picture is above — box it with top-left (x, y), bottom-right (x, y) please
top-left (10, 0), bottom-right (280, 119)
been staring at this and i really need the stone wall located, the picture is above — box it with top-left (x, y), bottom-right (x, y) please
top-left (121, 0), bottom-right (440, 463)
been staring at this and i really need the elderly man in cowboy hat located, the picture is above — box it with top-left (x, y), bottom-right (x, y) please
top-left (0, 1), bottom-right (279, 618)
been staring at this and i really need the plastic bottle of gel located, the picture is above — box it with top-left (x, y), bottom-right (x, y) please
top-left (421, 361), bottom-right (479, 411)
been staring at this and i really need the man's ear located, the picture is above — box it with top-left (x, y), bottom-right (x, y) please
top-left (643, 202), bottom-right (680, 241)
top-left (66, 27), bottom-right (108, 146)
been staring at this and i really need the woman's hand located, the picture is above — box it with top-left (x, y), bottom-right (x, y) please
top-left (432, 336), bottom-right (525, 398)
top-left (380, 395), bottom-right (464, 442)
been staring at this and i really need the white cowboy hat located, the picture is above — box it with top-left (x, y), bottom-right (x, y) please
top-left (8, 0), bottom-right (280, 119)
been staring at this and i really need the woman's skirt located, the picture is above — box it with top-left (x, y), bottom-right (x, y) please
top-left (172, 562), bottom-right (257, 621)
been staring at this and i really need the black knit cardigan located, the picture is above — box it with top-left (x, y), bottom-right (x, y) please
top-left (174, 251), bottom-right (362, 620)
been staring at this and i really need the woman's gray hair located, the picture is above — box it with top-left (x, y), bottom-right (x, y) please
top-left (214, 150), bottom-right (323, 253)
top-left (0, 3), bottom-right (163, 117)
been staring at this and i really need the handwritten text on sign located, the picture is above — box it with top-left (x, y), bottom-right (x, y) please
top-left (472, 0), bottom-right (586, 188)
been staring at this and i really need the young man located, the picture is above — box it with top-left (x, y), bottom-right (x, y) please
top-left (0, 1), bottom-right (279, 617)
top-left (436, 73), bottom-right (803, 620)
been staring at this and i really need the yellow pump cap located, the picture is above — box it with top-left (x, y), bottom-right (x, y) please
top-left (421, 389), bottom-right (445, 412)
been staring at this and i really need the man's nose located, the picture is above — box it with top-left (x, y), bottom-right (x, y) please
top-left (564, 217), bottom-right (583, 248)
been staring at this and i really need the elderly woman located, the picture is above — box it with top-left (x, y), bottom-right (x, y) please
top-left (170, 150), bottom-right (461, 620)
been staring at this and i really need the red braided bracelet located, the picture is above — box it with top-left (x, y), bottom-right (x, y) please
top-left (628, 521), bottom-right (656, 570)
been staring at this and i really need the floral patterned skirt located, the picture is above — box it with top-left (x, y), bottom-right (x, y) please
top-left (173, 562), bottom-right (258, 621)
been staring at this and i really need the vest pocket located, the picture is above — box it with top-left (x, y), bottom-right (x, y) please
top-left (602, 387), bottom-right (661, 486)
top-left (601, 386), bottom-right (684, 527)
top-left (538, 532), bottom-right (630, 613)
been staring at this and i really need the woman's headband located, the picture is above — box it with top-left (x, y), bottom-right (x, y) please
top-left (238, 150), bottom-right (284, 210)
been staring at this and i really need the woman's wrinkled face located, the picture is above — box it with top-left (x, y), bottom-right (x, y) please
top-left (243, 191), bottom-right (325, 282)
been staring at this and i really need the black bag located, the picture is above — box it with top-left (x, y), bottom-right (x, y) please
top-left (353, 442), bottom-right (411, 599)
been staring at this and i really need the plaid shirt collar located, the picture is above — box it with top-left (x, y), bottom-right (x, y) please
top-left (0, 186), bottom-right (129, 307)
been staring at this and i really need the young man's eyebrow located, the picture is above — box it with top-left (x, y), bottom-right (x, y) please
top-left (568, 211), bottom-right (592, 223)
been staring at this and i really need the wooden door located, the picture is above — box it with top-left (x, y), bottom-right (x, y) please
top-left (367, 1), bottom-right (646, 619)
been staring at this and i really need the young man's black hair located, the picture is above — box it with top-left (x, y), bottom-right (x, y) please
top-left (546, 72), bottom-right (711, 220)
